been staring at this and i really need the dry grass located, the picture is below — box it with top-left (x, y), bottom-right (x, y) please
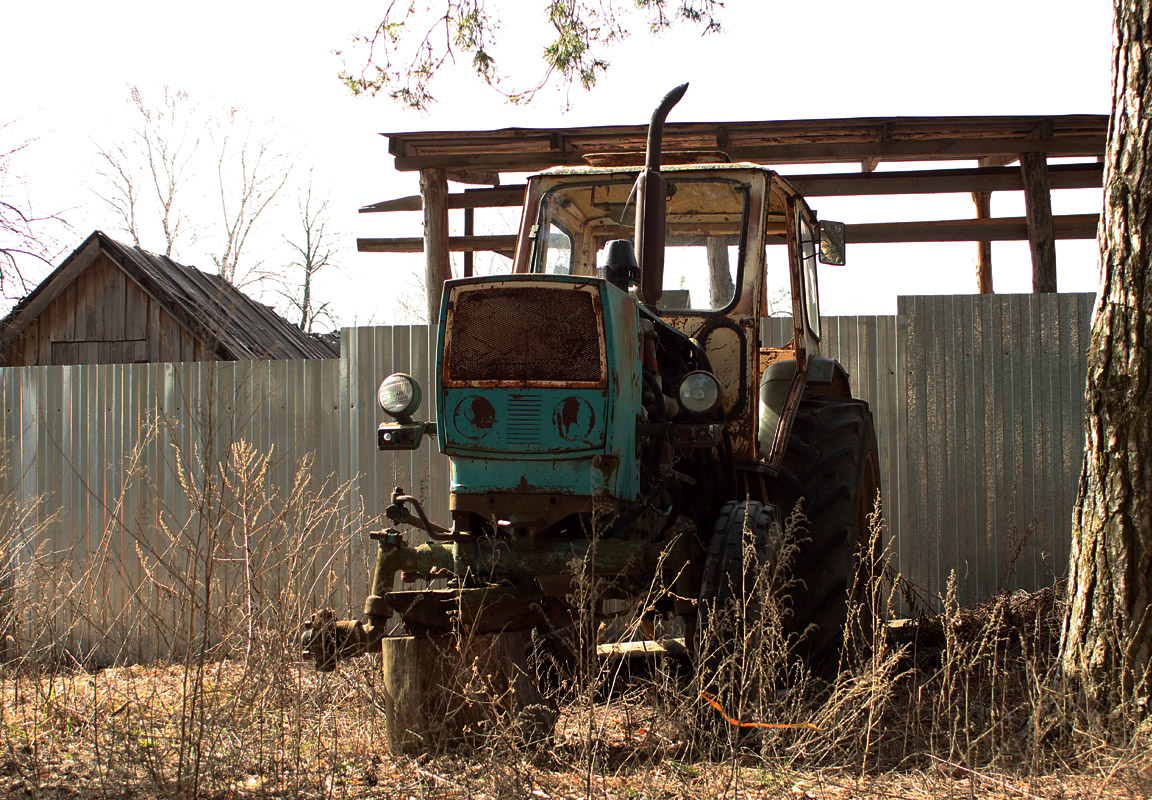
top-left (0, 441), bottom-right (1149, 799)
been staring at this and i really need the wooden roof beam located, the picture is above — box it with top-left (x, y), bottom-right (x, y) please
top-left (360, 185), bottom-right (526, 213)
top-left (788, 162), bottom-right (1102, 197)
top-left (390, 135), bottom-right (1105, 172)
top-left (357, 214), bottom-right (1098, 255)
top-left (358, 235), bottom-right (519, 253)
top-left (359, 163), bottom-right (1102, 216)
top-left (845, 214), bottom-right (1097, 244)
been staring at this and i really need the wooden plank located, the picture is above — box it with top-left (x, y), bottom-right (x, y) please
top-left (37, 305), bottom-right (51, 364)
top-left (22, 320), bottom-right (39, 365)
top-left (361, 217), bottom-right (1097, 254)
top-left (78, 342), bottom-right (98, 363)
top-left (392, 135), bottom-right (1106, 172)
top-left (160, 315), bottom-right (180, 363)
top-left (386, 115), bottom-right (1108, 158)
top-left (845, 214), bottom-right (1097, 244)
top-left (80, 258), bottom-right (102, 341)
top-left (360, 186), bottom-right (527, 213)
top-left (56, 283), bottom-right (77, 341)
top-left (1021, 152), bottom-right (1058, 292)
top-left (180, 328), bottom-right (194, 363)
top-left (421, 168), bottom-right (451, 322)
top-left (105, 263), bottom-right (126, 341)
top-left (445, 169), bottom-right (501, 185)
top-left (147, 299), bottom-right (162, 363)
top-left (124, 280), bottom-right (147, 341)
top-left (363, 165), bottom-right (1103, 212)
top-left (359, 235), bottom-right (520, 254)
top-left (786, 162), bottom-right (1101, 197)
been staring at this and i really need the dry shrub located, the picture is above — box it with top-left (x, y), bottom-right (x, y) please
top-left (0, 421), bottom-right (394, 797)
top-left (0, 439), bottom-right (1150, 799)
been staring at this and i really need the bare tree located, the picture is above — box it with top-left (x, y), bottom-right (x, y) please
top-left (95, 86), bottom-right (198, 257)
top-left (339, 0), bottom-right (722, 109)
top-left (279, 178), bottom-right (340, 332)
top-left (94, 89), bottom-right (294, 292)
top-left (210, 108), bottom-right (291, 288)
top-left (1, 123), bottom-right (68, 297)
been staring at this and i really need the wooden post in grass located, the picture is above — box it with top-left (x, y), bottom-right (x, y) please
top-left (381, 632), bottom-right (554, 755)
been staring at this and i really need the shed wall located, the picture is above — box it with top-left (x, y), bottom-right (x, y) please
top-left (2, 253), bottom-right (210, 367)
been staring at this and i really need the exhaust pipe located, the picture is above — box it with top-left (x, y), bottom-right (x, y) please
top-left (635, 82), bottom-right (688, 307)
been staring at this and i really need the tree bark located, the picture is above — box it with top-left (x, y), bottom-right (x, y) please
top-left (1061, 0), bottom-right (1152, 719)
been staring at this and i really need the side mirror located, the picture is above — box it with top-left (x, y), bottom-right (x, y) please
top-left (818, 221), bottom-right (847, 265)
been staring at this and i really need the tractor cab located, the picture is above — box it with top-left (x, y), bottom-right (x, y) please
top-left (515, 163), bottom-right (846, 465)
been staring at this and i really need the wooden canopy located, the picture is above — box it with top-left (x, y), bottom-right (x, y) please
top-left (359, 114), bottom-right (1108, 318)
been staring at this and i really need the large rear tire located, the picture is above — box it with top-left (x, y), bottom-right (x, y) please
top-left (774, 396), bottom-right (880, 673)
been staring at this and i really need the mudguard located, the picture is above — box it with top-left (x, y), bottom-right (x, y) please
top-left (757, 357), bottom-right (852, 459)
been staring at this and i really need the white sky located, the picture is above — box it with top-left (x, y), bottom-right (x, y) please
top-left (2, 1), bottom-right (1114, 328)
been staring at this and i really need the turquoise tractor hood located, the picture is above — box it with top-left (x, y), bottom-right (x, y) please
top-left (436, 274), bottom-right (643, 502)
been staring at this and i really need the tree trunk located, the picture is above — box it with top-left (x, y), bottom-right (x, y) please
top-left (1061, 0), bottom-right (1152, 719)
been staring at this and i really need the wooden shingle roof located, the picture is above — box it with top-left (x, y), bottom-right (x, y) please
top-left (0, 231), bottom-right (339, 361)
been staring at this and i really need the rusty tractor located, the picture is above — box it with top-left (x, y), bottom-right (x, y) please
top-left (303, 85), bottom-right (879, 747)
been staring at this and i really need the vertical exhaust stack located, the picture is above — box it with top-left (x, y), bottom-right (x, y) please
top-left (635, 82), bottom-right (688, 307)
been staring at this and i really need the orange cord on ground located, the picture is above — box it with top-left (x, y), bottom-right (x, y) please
top-left (699, 692), bottom-right (821, 730)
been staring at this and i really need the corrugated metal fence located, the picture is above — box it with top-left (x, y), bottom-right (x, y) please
top-left (0, 294), bottom-right (1093, 662)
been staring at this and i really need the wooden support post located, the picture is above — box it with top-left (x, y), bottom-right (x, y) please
top-left (971, 191), bottom-right (994, 294)
top-left (463, 207), bottom-right (475, 278)
top-left (1020, 152), bottom-right (1057, 293)
top-left (381, 632), bottom-right (554, 755)
top-left (421, 168), bottom-right (450, 321)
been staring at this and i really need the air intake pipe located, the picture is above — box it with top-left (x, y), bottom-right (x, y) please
top-left (635, 82), bottom-right (688, 307)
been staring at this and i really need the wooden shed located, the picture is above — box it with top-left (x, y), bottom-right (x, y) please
top-left (0, 231), bottom-right (338, 367)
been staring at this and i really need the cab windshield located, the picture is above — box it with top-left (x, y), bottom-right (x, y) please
top-left (529, 176), bottom-right (750, 313)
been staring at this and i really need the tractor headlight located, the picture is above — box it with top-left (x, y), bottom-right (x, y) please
top-left (377, 373), bottom-right (422, 420)
top-left (678, 371), bottom-right (722, 415)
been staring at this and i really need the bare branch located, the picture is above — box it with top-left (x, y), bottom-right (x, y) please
top-left (339, 0), bottom-right (723, 109)
top-left (93, 86), bottom-right (199, 258)
top-left (210, 110), bottom-right (291, 288)
top-left (1, 121), bottom-right (70, 297)
top-left (278, 177), bottom-right (341, 332)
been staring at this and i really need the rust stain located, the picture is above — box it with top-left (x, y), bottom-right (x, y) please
top-left (560, 397), bottom-right (581, 432)
top-left (591, 454), bottom-right (619, 478)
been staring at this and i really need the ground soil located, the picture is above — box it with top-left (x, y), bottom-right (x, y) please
top-left (0, 587), bottom-right (1149, 799)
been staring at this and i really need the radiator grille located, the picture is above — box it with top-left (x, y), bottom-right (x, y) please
top-left (505, 394), bottom-right (543, 445)
top-left (447, 286), bottom-right (603, 384)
